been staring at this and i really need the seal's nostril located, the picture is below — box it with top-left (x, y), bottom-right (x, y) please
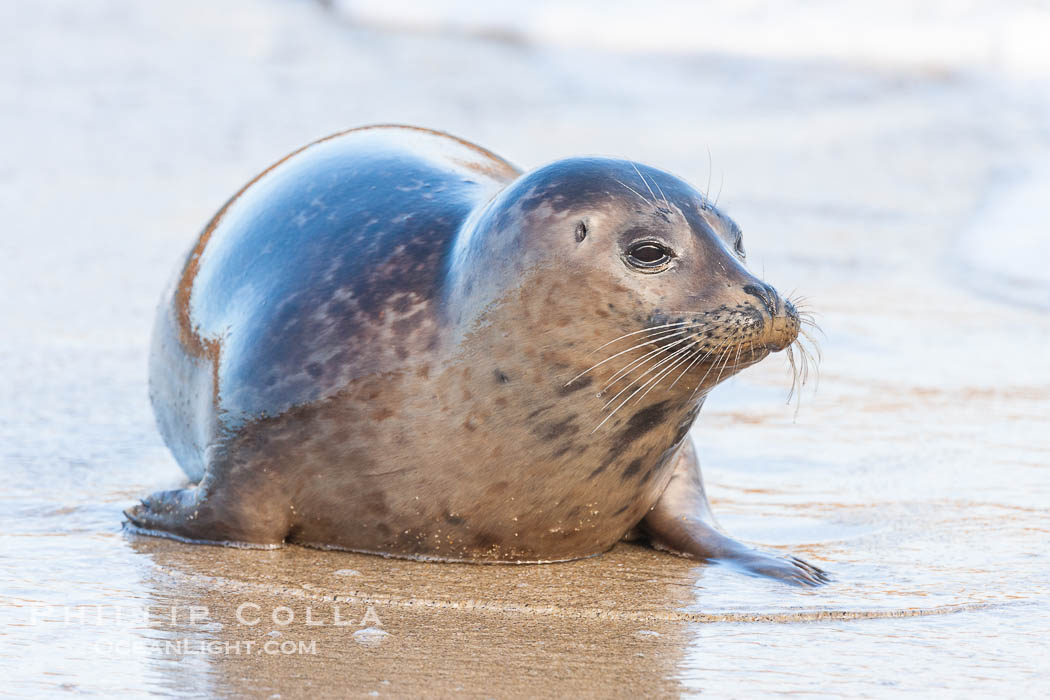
top-left (763, 282), bottom-right (781, 315)
top-left (743, 283), bottom-right (778, 317)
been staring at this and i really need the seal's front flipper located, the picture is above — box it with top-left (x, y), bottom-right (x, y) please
top-left (124, 474), bottom-right (291, 548)
top-left (642, 439), bottom-right (830, 587)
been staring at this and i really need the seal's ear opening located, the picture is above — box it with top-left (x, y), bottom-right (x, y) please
top-left (574, 221), bottom-right (588, 243)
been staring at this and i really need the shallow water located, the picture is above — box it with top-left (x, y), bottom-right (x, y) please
top-left (2, 0), bottom-right (1049, 696)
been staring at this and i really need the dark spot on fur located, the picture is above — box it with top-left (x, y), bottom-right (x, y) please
top-left (552, 441), bottom-right (575, 458)
top-left (474, 531), bottom-right (501, 549)
top-left (639, 466), bottom-right (655, 484)
top-left (622, 458), bottom-right (643, 480)
top-left (306, 362), bottom-right (323, 378)
top-left (620, 400), bottom-right (671, 441)
top-left (533, 415), bottom-right (579, 440)
top-left (587, 464), bottom-right (607, 479)
top-left (527, 405), bottom-right (555, 420)
top-left (365, 492), bottom-right (389, 516)
top-left (558, 375), bottom-right (593, 395)
top-left (371, 407), bottom-right (395, 421)
top-left (444, 512), bottom-right (465, 526)
top-left (485, 481), bottom-right (509, 498)
top-left (602, 400), bottom-right (674, 461)
top-left (567, 506), bottom-right (582, 518)
top-left (612, 504), bottom-right (629, 516)
top-left (494, 369), bottom-right (510, 383)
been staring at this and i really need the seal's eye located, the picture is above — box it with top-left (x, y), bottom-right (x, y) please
top-left (625, 241), bottom-right (674, 270)
top-left (734, 236), bottom-right (746, 259)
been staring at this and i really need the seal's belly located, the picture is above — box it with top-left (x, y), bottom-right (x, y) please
top-left (217, 360), bottom-right (683, 562)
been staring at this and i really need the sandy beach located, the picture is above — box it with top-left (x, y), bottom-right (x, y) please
top-left (2, 0), bottom-right (1049, 696)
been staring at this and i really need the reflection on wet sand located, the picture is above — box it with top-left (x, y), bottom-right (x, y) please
top-left (128, 539), bottom-right (697, 697)
top-left (121, 527), bottom-right (1036, 697)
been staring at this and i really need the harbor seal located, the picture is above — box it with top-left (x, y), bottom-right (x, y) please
top-left (127, 124), bottom-right (828, 586)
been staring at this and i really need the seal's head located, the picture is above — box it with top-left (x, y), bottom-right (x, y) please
top-left (449, 158), bottom-right (804, 425)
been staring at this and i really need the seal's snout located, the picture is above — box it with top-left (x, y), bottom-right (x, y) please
top-left (743, 283), bottom-right (779, 316)
top-left (745, 283), bottom-right (799, 352)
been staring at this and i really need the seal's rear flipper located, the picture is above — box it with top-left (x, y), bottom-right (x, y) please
top-left (124, 474), bottom-right (291, 548)
top-left (642, 439), bottom-right (830, 586)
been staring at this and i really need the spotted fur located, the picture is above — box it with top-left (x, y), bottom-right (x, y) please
top-left (128, 126), bottom-right (825, 585)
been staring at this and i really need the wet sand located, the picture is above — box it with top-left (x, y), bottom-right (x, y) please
top-left (2, 0), bottom-right (1049, 696)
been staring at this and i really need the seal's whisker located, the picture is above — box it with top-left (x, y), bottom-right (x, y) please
top-left (689, 336), bottom-right (737, 399)
top-left (612, 178), bottom-right (653, 209)
top-left (592, 344), bottom-right (696, 433)
top-left (796, 337), bottom-right (821, 391)
top-left (714, 171), bottom-right (725, 208)
top-left (601, 344), bottom-right (673, 392)
top-left (592, 358), bottom-right (688, 433)
top-left (709, 329), bottom-right (741, 388)
top-left (600, 344), bottom-right (693, 411)
top-left (649, 172), bottom-right (672, 209)
top-left (567, 328), bottom-right (690, 387)
top-left (798, 327), bottom-right (823, 361)
top-left (631, 345), bottom-right (703, 406)
top-left (712, 342), bottom-right (735, 387)
top-left (794, 341), bottom-right (808, 418)
top-left (799, 314), bottom-right (821, 326)
top-left (630, 162), bottom-right (659, 204)
top-left (668, 344), bottom-right (709, 389)
top-left (705, 146), bottom-right (713, 208)
top-left (798, 339), bottom-right (810, 387)
top-left (630, 344), bottom-right (705, 402)
top-left (587, 320), bottom-right (691, 354)
top-left (691, 336), bottom-right (736, 395)
top-left (785, 344), bottom-right (799, 405)
top-left (799, 320), bottom-right (826, 343)
top-left (787, 295), bottom-right (824, 396)
top-left (602, 335), bottom-right (693, 392)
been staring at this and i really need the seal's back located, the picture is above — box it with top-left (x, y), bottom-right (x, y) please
top-left (149, 126), bottom-right (519, 479)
